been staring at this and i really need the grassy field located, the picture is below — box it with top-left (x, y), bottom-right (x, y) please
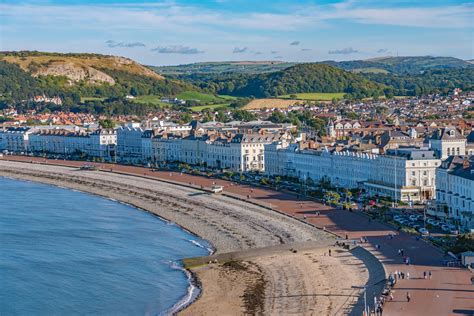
top-left (132, 92), bottom-right (233, 111)
top-left (278, 92), bottom-right (345, 101)
top-left (132, 95), bottom-right (169, 106)
top-left (176, 91), bottom-right (224, 103)
top-left (217, 94), bottom-right (238, 100)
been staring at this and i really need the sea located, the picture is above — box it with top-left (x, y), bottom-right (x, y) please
top-left (0, 177), bottom-right (212, 315)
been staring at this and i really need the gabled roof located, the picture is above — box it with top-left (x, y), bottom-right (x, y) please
top-left (430, 127), bottom-right (466, 141)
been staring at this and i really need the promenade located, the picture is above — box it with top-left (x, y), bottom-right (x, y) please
top-left (4, 156), bottom-right (473, 315)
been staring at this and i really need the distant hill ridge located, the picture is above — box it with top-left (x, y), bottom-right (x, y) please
top-left (155, 56), bottom-right (472, 76)
top-left (321, 56), bottom-right (473, 74)
top-left (152, 61), bottom-right (298, 75)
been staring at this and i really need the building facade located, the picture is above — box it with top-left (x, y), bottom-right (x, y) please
top-left (429, 127), bottom-right (467, 160)
top-left (0, 127), bottom-right (32, 153)
top-left (265, 143), bottom-right (440, 202)
top-left (435, 156), bottom-right (474, 229)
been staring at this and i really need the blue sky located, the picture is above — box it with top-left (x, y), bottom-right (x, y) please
top-left (0, 0), bottom-right (472, 65)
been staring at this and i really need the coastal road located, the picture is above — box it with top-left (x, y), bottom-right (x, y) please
top-left (4, 156), bottom-right (473, 316)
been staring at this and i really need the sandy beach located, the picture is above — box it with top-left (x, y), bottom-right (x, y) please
top-left (0, 160), bottom-right (371, 315)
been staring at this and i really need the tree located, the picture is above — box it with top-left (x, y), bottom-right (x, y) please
top-left (268, 111), bottom-right (288, 123)
top-left (99, 119), bottom-right (115, 128)
top-left (232, 109), bottom-right (256, 122)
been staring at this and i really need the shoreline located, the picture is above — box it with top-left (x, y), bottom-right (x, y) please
top-left (0, 160), bottom-right (370, 315)
top-left (0, 174), bottom-right (209, 315)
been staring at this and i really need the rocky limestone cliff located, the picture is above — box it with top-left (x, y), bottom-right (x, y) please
top-left (33, 62), bottom-right (116, 85)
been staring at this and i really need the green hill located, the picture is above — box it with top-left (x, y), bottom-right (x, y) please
top-left (179, 63), bottom-right (387, 99)
top-left (0, 51), bottom-right (191, 107)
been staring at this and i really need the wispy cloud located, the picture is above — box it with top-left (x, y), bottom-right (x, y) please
top-left (270, 50), bottom-right (278, 54)
top-left (301, 48), bottom-right (312, 51)
top-left (1, 2), bottom-right (471, 33)
top-left (233, 47), bottom-right (248, 53)
top-left (151, 45), bottom-right (204, 54)
top-left (290, 41), bottom-right (300, 46)
top-left (328, 47), bottom-right (358, 55)
top-left (106, 40), bottom-right (145, 48)
top-left (376, 48), bottom-right (391, 54)
top-left (253, 51), bottom-right (262, 55)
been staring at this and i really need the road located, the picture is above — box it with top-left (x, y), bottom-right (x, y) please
top-left (3, 156), bottom-right (473, 315)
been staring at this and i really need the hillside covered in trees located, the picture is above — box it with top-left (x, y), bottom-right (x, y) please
top-left (178, 63), bottom-right (387, 99)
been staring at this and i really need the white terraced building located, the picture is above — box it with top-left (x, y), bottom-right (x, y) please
top-left (265, 142), bottom-right (376, 188)
top-left (0, 127), bottom-right (33, 153)
top-left (435, 156), bottom-right (474, 229)
top-left (265, 143), bottom-right (440, 202)
top-left (365, 148), bottom-right (440, 202)
top-left (28, 128), bottom-right (116, 159)
top-left (29, 130), bottom-right (91, 156)
top-left (116, 123), bottom-right (144, 163)
top-left (429, 127), bottom-right (467, 160)
top-left (149, 131), bottom-right (292, 172)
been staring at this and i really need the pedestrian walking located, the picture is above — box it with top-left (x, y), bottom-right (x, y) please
top-left (394, 270), bottom-right (398, 280)
top-left (329, 249), bottom-right (331, 256)
top-left (406, 272), bottom-right (410, 280)
top-left (398, 249), bottom-right (401, 256)
top-left (406, 292), bottom-right (411, 302)
top-left (389, 292), bottom-right (394, 301)
top-left (400, 248), bottom-right (404, 256)
top-left (429, 271), bottom-right (432, 279)
top-left (345, 234), bottom-right (348, 240)
top-left (401, 272), bottom-right (405, 279)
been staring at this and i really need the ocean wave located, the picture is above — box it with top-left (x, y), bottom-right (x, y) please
top-left (161, 261), bottom-right (199, 316)
top-left (187, 239), bottom-right (214, 254)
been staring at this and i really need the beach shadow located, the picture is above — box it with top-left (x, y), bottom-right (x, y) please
top-left (452, 309), bottom-right (474, 315)
top-left (188, 192), bottom-right (208, 197)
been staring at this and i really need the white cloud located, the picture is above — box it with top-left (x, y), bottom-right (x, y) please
top-left (290, 41), bottom-right (300, 46)
top-left (328, 47), bottom-right (358, 54)
top-left (106, 40), bottom-right (145, 48)
top-left (233, 47), bottom-right (248, 53)
top-left (151, 45), bottom-right (204, 54)
top-left (0, 1), bottom-right (471, 35)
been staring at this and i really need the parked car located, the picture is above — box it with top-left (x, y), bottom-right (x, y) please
top-left (441, 225), bottom-right (451, 232)
top-left (427, 219), bottom-right (436, 226)
top-left (419, 228), bottom-right (429, 235)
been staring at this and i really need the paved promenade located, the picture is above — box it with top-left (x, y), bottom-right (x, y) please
top-left (4, 156), bottom-right (473, 315)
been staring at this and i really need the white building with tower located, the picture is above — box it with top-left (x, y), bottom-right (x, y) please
top-left (429, 127), bottom-right (467, 160)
